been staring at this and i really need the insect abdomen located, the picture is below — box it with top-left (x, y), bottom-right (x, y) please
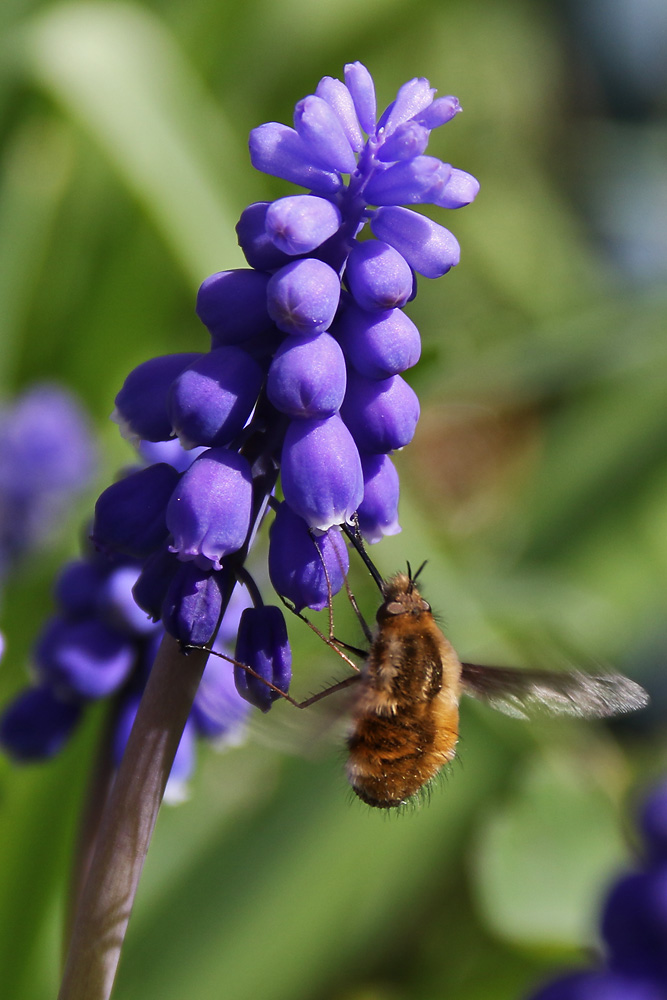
top-left (346, 704), bottom-right (458, 809)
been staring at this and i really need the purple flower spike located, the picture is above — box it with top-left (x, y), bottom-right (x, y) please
top-left (267, 258), bottom-right (341, 336)
top-left (113, 354), bottom-right (201, 443)
top-left (265, 195), bottom-right (342, 256)
top-left (161, 563), bottom-right (226, 646)
top-left (371, 205), bottom-right (461, 277)
top-left (234, 605), bottom-right (292, 712)
top-left (268, 501), bottom-right (349, 611)
top-left (166, 448), bottom-right (253, 570)
top-left (191, 653), bottom-right (250, 741)
top-left (35, 617), bottom-right (135, 699)
top-left (281, 413), bottom-right (364, 530)
top-left (314, 76), bottom-right (364, 152)
top-left (345, 241), bottom-right (414, 311)
top-left (196, 269), bottom-right (274, 346)
top-left (168, 347), bottom-right (264, 449)
top-left (0, 685), bottom-right (82, 761)
top-left (341, 371), bottom-right (420, 453)
top-left (236, 202), bottom-right (294, 271)
top-left (267, 332), bottom-right (346, 418)
top-left (334, 301), bottom-right (421, 379)
top-left (357, 453), bottom-right (401, 543)
top-left (294, 95), bottom-right (358, 174)
top-left (344, 61), bottom-right (377, 135)
top-left (93, 463), bottom-right (181, 559)
top-left (249, 122), bottom-right (342, 195)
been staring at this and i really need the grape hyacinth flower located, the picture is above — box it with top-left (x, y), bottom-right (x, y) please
top-left (103, 61), bottom-right (478, 667)
top-left (34, 64), bottom-right (478, 1000)
top-left (526, 779), bottom-right (667, 1000)
top-left (0, 533), bottom-right (252, 794)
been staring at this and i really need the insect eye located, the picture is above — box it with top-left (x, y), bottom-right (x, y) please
top-left (385, 601), bottom-right (404, 616)
top-left (420, 600), bottom-right (431, 612)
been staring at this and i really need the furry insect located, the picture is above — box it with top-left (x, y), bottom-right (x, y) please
top-left (342, 566), bottom-right (648, 808)
top-left (195, 563), bottom-right (649, 810)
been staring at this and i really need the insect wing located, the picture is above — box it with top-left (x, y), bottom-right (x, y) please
top-left (460, 663), bottom-right (649, 720)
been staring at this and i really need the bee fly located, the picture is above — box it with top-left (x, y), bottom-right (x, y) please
top-left (343, 564), bottom-right (648, 808)
top-left (196, 559), bottom-right (649, 810)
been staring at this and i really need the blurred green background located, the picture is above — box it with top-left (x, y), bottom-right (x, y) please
top-left (1, 0), bottom-right (666, 998)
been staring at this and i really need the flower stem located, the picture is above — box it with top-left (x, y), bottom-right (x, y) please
top-left (57, 635), bottom-right (209, 1000)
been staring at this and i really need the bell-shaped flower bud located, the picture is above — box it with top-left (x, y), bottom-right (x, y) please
top-left (294, 95), bottom-right (358, 174)
top-left (371, 206), bottom-right (460, 277)
top-left (166, 448), bottom-right (252, 571)
top-left (161, 563), bottom-right (226, 646)
top-left (168, 347), bottom-right (264, 450)
top-left (341, 371), bottom-right (420, 453)
top-left (265, 195), bottom-right (342, 256)
top-left (249, 122), bottom-right (342, 195)
top-left (268, 501), bottom-right (349, 612)
top-left (113, 354), bottom-right (201, 443)
top-left (334, 301), bottom-right (421, 380)
top-left (191, 653), bottom-right (250, 741)
top-left (281, 413), bottom-right (364, 530)
top-left (93, 463), bottom-right (180, 559)
top-left (364, 157), bottom-right (451, 207)
top-left (234, 605), bottom-right (292, 713)
top-left (100, 565), bottom-right (159, 636)
top-left (196, 269), bottom-right (274, 347)
top-left (344, 61), bottom-right (377, 135)
top-left (376, 121), bottom-right (430, 163)
top-left (55, 559), bottom-right (105, 617)
top-left (413, 95), bottom-right (461, 129)
top-left (35, 617), bottom-right (135, 699)
top-left (132, 546), bottom-right (179, 622)
top-left (236, 202), bottom-right (294, 271)
top-left (345, 241), bottom-right (414, 311)
top-left (381, 77), bottom-right (435, 133)
top-left (315, 76), bottom-right (364, 152)
top-left (267, 332), bottom-right (346, 418)
top-left (357, 453), bottom-right (401, 543)
top-left (0, 685), bottom-right (83, 760)
top-left (267, 259), bottom-right (341, 337)
top-left (435, 167), bottom-right (481, 209)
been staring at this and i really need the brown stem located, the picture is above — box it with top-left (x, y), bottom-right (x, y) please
top-left (64, 705), bottom-right (117, 960)
top-left (57, 635), bottom-right (208, 1000)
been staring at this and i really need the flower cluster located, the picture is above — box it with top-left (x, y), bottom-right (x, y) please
top-left (527, 780), bottom-right (667, 1000)
top-left (0, 486), bottom-right (252, 796)
top-left (91, 62), bottom-right (478, 707)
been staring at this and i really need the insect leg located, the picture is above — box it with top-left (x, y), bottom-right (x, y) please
top-left (183, 644), bottom-right (362, 709)
top-left (276, 593), bottom-right (364, 669)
